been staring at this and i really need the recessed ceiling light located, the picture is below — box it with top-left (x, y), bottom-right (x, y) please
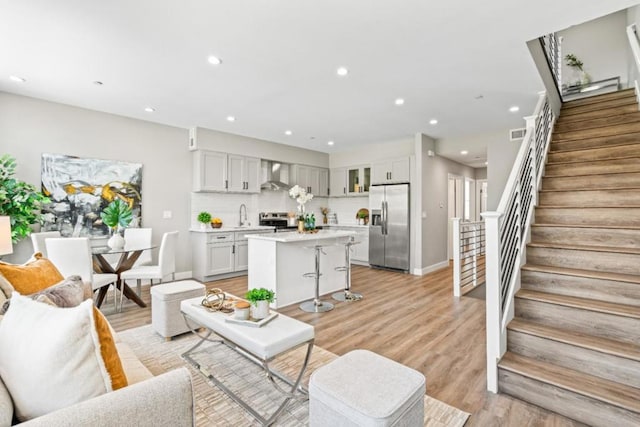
top-left (226, 116), bottom-right (236, 122)
top-left (285, 130), bottom-right (292, 136)
top-left (93, 81), bottom-right (103, 86)
top-left (208, 55), bottom-right (222, 65)
top-left (460, 150), bottom-right (469, 155)
top-left (395, 98), bottom-right (405, 106)
top-left (144, 107), bottom-right (155, 113)
top-left (327, 141), bottom-right (335, 146)
top-left (336, 67), bottom-right (348, 76)
top-left (429, 119), bottom-right (438, 125)
top-left (509, 106), bottom-right (520, 113)
top-left (9, 75), bottom-right (25, 83)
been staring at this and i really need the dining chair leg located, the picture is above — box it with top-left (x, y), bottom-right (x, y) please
top-left (136, 279), bottom-right (141, 297)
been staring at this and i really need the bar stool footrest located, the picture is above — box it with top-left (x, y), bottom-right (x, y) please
top-left (300, 300), bottom-right (334, 313)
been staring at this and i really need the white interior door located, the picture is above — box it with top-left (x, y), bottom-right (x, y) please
top-left (447, 174), bottom-right (464, 260)
top-left (476, 180), bottom-right (488, 220)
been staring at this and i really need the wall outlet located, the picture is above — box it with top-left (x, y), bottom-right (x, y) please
top-left (163, 210), bottom-right (172, 219)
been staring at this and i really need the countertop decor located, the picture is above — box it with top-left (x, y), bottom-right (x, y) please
top-left (190, 225), bottom-right (274, 233)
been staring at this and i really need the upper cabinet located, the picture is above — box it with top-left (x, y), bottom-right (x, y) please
top-left (193, 150), bottom-right (261, 193)
top-left (371, 157), bottom-right (410, 184)
top-left (330, 165), bottom-right (370, 197)
top-left (290, 164), bottom-right (329, 197)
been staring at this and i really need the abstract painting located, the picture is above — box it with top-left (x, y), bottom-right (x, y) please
top-left (41, 153), bottom-right (142, 237)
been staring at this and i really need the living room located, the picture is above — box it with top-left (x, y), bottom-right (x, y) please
top-left (2, 1), bottom-right (639, 426)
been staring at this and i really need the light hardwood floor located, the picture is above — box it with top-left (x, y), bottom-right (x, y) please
top-left (105, 265), bottom-right (584, 426)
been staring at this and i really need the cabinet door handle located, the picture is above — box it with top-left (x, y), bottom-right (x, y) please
top-left (389, 172), bottom-right (392, 180)
top-left (232, 244), bottom-right (235, 254)
top-left (216, 236), bottom-right (226, 239)
top-left (343, 187), bottom-right (346, 195)
top-left (225, 180), bottom-right (228, 189)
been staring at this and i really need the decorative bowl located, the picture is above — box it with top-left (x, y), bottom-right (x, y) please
top-left (211, 222), bottom-right (222, 228)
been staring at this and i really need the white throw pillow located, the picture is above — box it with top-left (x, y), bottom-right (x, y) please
top-left (0, 293), bottom-right (111, 422)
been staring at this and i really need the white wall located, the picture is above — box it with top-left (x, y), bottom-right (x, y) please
top-left (0, 92), bottom-right (192, 271)
top-left (329, 137), bottom-right (414, 168)
top-left (627, 5), bottom-right (640, 85)
top-left (487, 133), bottom-right (522, 210)
top-left (559, 10), bottom-right (630, 87)
top-left (475, 167), bottom-right (487, 180)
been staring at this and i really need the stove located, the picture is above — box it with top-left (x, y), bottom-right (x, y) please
top-left (259, 211), bottom-right (323, 232)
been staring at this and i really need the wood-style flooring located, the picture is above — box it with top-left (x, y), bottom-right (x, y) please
top-left (105, 265), bottom-right (584, 426)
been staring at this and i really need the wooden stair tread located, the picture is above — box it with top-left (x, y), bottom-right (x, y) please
top-left (556, 104), bottom-right (639, 123)
top-left (549, 140), bottom-right (640, 154)
top-left (527, 241), bottom-right (640, 255)
top-left (546, 155), bottom-right (640, 166)
top-left (499, 351), bottom-right (640, 413)
top-left (536, 204), bottom-right (640, 208)
top-left (516, 289), bottom-right (640, 319)
top-left (508, 318), bottom-right (640, 362)
top-left (561, 97), bottom-right (639, 117)
top-left (532, 223), bottom-right (640, 231)
top-left (522, 263), bottom-right (640, 284)
top-left (539, 187), bottom-right (640, 193)
top-left (561, 89), bottom-right (636, 109)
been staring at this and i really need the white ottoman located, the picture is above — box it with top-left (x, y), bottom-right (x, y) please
top-left (309, 349), bottom-right (425, 427)
top-left (150, 280), bottom-right (206, 340)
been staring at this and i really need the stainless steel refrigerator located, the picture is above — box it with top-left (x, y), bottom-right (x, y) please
top-left (369, 183), bottom-right (410, 271)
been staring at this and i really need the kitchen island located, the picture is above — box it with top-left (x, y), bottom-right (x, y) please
top-left (247, 230), bottom-right (357, 308)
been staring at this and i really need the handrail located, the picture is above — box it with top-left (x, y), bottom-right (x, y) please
top-left (626, 24), bottom-right (640, 103)
top-left (482, 91), bottom-right (555, 393)
top-left (452, 219), bottom-right (485, 297)
top-left (539, 34), bottom-right (562, 98)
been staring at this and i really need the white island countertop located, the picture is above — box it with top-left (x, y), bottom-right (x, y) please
top-left (246, 229), bottom-right (356, 243)
top-left (190, 225), bottom-right (275, 233)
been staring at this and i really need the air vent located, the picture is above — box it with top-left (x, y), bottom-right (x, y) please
top-left (509, 128), bottom-right (526, 141)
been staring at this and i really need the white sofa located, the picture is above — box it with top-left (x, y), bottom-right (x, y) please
top-left (0, 289), bottom-right (195, 426)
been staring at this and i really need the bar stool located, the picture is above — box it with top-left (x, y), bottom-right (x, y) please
top-left (301, 244), bottom-right (334, 313)
top-left (332, 237), bottom-right (363, 302)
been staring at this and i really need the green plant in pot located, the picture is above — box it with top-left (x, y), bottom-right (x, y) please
top-left (245, 287), bottom-right (275, 320)
top-left (0, 154), bottom-right (50, 243)
top-left (100, 199), bottom-right (133, 249)
top-left (197, 211), bottom-right (212, 230)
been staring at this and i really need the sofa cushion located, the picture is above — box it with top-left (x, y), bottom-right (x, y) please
top-left (0, 377), bottom-right (12, 427)
top-left (0, 275), bottom-right (88, 316)
top-left (0, 275), bottom-right (13, 301)
top-left (115, 341), bottom-right (154, 385)
top-left (0, 253), bottom-right (63, 295)
top-left (93, 307), bottom-right (128, 390)
top-left (0, 294), bottom-right (112, 422)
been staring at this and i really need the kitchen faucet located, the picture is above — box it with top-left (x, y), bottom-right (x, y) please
top-left (239, 204), bottom-right (248, 226)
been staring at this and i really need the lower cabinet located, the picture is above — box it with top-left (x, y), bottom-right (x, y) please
top-left (192, 230), bottom-right (272, 281)
top-left (326, 226), bottom-right (369, 264)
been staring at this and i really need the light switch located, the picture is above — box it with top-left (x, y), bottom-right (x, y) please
top-left (439, 203), bottom-right (444, 209)
top-left (163, 210), bottom-right (172, 219)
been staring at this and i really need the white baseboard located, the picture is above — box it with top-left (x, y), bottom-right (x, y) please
top-left (413, 260), bottom-right (449, 276)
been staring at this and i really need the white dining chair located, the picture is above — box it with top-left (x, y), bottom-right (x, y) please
top-left (123, 227), bottom-right (153, 267)
top-left (120, 231), bottom-right (178, 301)
top-left (45, 237), bottom-right (120, 310)
top-left (30, 231), bottom-right (61, 258)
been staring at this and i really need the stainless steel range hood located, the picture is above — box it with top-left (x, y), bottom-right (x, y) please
top-left (261, 160), bottom-right (291, 191)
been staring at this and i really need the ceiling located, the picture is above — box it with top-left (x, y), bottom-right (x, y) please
top-left (1, 0), bottom-right (637, 166)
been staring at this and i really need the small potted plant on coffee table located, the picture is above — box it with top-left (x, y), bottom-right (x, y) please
top-left (245, 287), bottom-right (275, 320)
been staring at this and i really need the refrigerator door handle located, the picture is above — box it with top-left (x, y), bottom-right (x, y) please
top-left (382, 201), bottom-right (388, 235)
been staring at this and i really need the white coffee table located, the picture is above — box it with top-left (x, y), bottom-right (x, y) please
top-left (180, 296), bottom-right (315, 426)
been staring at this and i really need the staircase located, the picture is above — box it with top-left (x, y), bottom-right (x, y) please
top-left (497, 88), bottom-right (640, 426)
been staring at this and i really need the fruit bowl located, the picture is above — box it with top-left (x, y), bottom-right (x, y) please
top-left (211, 222), bottom-right (222, 228)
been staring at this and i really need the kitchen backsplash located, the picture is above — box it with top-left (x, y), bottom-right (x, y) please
top-left (190, 191), bottom-right (369, 228)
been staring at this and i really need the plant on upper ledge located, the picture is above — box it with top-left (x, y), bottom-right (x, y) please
top-left (0, 154), bottom-right (50, 243)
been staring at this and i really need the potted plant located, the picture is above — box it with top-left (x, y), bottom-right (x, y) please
top-left (100, 199), bottom-right (133, 249)
top-left (197, 211), bottom-right (212, 230)
top-left (320, 207), bottom-right (329, 224)
top-left (245, 287), bottom-right (275, 320)
top-left (0, 155), bottom-right (50, 243)
top-left (565, 53), bottom-right (591, 87)
top-left (289, 185), bottom-right (313, 233)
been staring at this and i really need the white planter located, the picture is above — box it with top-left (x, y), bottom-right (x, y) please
top-left (199, 222), bottom-right (208, 230)
top-left (108, 233), bottom-right (125, 250)
top-left (250, 300), bottom-right (270, 320)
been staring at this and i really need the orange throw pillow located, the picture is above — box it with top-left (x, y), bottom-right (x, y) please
top-left (0, 253), bottom-right (64, 295)
top-left (92, 307), bottom-right (128, 390)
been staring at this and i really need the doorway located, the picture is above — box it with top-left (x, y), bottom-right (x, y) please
top-left (447, 174), bottom-right (464, 260)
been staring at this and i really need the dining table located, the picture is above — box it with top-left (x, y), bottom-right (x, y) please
top-left (91, 245), bottom-right (156, 309)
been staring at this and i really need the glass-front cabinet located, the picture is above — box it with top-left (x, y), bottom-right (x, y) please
top-left (347, 165), bottom-right (370, 196)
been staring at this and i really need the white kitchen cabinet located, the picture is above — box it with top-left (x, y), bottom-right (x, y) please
top-left (193, 150), bottom-right (227, 192)
top-left (193, 150), bottom-right (260, 193)
top-left (291, 164), bottom-right (329, 197)
top-left (351, 229), bottom-right (369, 263)
top-left (347, 165), bottom-right (371, 196)
top-left (330, 168), bottom-right (347, 197)
top-left (205, 241), bottom-right (235, 275)
top-left (372, 157), bottom-right (410, 184)
top-left (234, 241), bottom-right (249, 271)
top-left (228, 154), bottom-right (261, 192)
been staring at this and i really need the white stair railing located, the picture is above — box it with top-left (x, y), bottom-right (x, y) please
top-left (626, 23), bottom-right (640, 104)
top-left (482, 91), bottom-right (555, 393)
top-left (452, 219), bottom-right (486, 297)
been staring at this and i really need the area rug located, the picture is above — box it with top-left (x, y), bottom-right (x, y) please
top-left (118, 325), bottom-right (470, 426)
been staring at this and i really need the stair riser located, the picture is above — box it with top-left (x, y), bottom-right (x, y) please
top-left (538, 189), bottom-right (640, 207)
top-left (557, 104), bottom-right (638, 124)
top-left (508, 330), bottom-right (640, 388)
top-left (498, 370), bottom-right (640, 427)
top-left (514, 298), bottom-right (640, 344)
top-left (535, 207), bottom-right (640, 227)
top-left (527, 246), bottom-right (640, 276)
top-left (548, 144), bottom-right (640, 163)
top-left (550, 132), bottom-right (640, 152)
top-left (562, 90), bottom-right (636, 110)
top-left (531, 226), bottom-right (640, 249)
top-left (553, 122), bottom-right (640, 142)
top-left (521, 269), bottom-right (640, 307)
top-left (545, 158), bottom-right (640, 176)
top-left (542, 173), bottom-right (640, 190)
top-left (555, 112), bottom-right (640, 133)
